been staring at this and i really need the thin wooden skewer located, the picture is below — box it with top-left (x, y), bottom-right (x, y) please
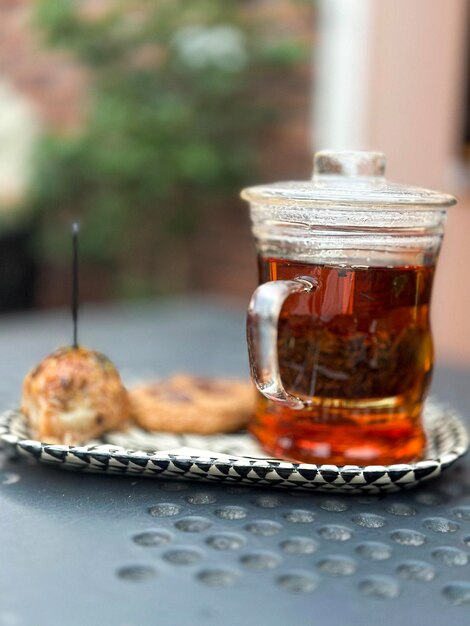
top-left (72, 222), bottom-right (80, 349)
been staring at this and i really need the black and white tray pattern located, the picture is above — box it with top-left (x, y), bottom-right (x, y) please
top-left (0, 400), bottom-right (467, 493)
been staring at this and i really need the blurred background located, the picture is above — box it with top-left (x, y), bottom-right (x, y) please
top-left (0, 0), bottom-right (468, 365)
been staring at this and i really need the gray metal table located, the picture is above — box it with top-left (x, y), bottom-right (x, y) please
top-left (0, 299), bottom-right (469, 626)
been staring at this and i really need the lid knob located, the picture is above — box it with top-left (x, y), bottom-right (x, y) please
top-left (313, 151), bottom-right (386, 180)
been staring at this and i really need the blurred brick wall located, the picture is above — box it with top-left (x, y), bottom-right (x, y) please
top-left (0, 0), bottom-right (87, 131)
top-left (0, 0), bottom-right (314, 305)
top-left (191, 0), bottom-right (314, 301)
top-left (249, 0), bottom-right (314, 182)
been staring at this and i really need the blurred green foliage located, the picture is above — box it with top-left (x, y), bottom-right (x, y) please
top-left (28, 0), bottom-right (309, 296)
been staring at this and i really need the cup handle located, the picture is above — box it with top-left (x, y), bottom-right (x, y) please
top-left (247, 276), bottom-right (318, 410)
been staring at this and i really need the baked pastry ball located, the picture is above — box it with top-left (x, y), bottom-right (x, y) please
top-left (21, 346), bottom-right (129, 444)
top-left (129, 374), bottom-right (254, 434)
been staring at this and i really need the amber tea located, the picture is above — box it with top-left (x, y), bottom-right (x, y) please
top-left (250, 257), bottom-right (435, 465)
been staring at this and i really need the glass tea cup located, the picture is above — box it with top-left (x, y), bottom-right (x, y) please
top-left (242, 151), bottom-right (456, 466)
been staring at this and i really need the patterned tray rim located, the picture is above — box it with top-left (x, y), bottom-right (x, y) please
top-left (0, 404), bottom-right (468, 493)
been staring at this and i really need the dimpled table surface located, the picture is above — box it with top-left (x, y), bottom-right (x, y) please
top-left (0, 299), bottom-right (469, 626)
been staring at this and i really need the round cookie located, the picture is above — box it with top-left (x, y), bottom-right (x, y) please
top-left (129, 374), bottom-right (254, 434)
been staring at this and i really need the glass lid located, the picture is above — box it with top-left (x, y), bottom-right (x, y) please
top-left (241, 151), bottom-right (456, 208)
